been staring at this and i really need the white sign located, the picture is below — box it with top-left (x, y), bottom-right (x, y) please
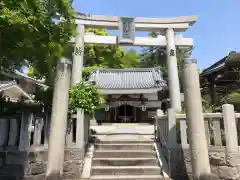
top-left (119, 17), bottom-right (135, 44)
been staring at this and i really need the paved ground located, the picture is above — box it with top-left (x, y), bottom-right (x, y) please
top-left (91, 123), bottom-right (155, 141)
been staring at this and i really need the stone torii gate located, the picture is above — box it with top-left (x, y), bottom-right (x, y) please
top-left (71, 13), bottom-right (197, 112)
top-left (45, 13), bottom-right (198, 179)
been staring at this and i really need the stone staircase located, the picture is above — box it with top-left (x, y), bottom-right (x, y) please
top-left (90, 138), bottom-right (169, 180)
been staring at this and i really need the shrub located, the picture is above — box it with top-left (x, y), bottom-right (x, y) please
top-left (69, 81), bottom-right (104, 118)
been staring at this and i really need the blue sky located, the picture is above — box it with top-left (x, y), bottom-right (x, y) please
top-left (73, 0), bottom-right (240, 70)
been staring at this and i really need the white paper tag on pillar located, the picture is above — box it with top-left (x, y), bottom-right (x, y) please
top-left (118, 17), bottom-right (135, 45)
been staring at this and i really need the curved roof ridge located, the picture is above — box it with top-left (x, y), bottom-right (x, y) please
top-left (94, 67), bottom-right (160, 72)
top-left (88, 67), bottom-right (167, 90)
top-left (151, 68), bottom-right (158, 83)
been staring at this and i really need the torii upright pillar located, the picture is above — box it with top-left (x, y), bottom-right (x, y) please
top-left (71, 24), bottom-right (85, 150)
top-left (166, 28), bottom-right (182, 112)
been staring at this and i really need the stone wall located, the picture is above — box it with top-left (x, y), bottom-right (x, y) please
top-left (168, 147), bottom-right (240, 180)
top-left (0, 148), bottom-right (85, 180)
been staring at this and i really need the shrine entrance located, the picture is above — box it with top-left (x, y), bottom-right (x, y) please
top-left (118, 104), bottom-right (134, 123)
top-left (108, 104), bottom-right (143, 123)
top-left (103, 94), bottom-right (148, 123)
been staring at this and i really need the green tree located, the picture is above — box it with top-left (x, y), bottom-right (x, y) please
top-left (121, 49), bottom-right (140, 68)
top-left (82, 64), bottom-right (104, 80)
top-left (0, 0), bottom-right (76, 73)
top-left (140, 46), bottom-right (167, 76)
top-left (29, 28), bottom-right (142, 84)
top-left (28, 28), bottom-right (128, 85)
top-left (82, 48), bottom-right (140, 80)
top-left (69, 81), bottom-right (105, 117)
top-left (140, 33), bottom-right (168, 77)
top-left (28, 28), bottom-right (140, 104)
top-left (84, 28), bottom-right (125, 68)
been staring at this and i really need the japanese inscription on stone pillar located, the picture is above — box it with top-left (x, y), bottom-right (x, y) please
top-left (74, 46), bottom-right (83, 56)
top-left (169, 49), bottom-right (175, 56)
top-left (119, 17), bottom-right (135, 44)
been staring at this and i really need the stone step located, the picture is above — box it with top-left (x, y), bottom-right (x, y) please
top-left (91, 166), bottom-right (161, 176)
top-left (94, 150), bottom-right (156, 158)
top-left (95, 140), bottom-right (154, 144)
top-left (90, 175), bottom-right (168, 180)
top-left (95, 143), bottom-right (153, 150)
top-left (92, 157), bottom-right (158, 166)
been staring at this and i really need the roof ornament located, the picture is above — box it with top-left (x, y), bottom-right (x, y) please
top-left (151, 68), bottom-right (160, 84)
top-left (94, 69), bottom-right (100, 85)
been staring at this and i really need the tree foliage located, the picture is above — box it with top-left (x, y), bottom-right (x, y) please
top-left (221, 92), bottom-right (240, 105)
top-left (0, 0), bottom-right (76, 73)
top-left (82, 64), bottom-right (104, 80)
top-left (69, 81), bottom-right (104, 117)
top-left (84, 28), bottom-right (125, 68)
top-left (140, 33), bottom-right (166, 72)
top-left (121, 49), bottom-right (140, 68)
top-left (27, 27), bottom-right (140, 106)
top-left (140, 32), bottom-right (193, 90)
top-left (28, 28), bottom-right (140, 85)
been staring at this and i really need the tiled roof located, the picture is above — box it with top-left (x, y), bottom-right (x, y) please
top-left (0, 69), bottom-right (48, 89)
top-left (0, 81), bottom-right (16, 91)
top-left (201, 59), bottom-right (226, 76)
top-left (89, 68), bottom-right (167, 89)
top-left (0, 81), bottom-right (33, 100)
top-left (201, 52), bottom-right (240, 76)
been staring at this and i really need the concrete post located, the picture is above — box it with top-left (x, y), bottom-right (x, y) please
top-left (155, 109), bottom-right (164, 141)
top-left (156, 109), bottom-right (164, 117)
top-left (165, 28), bottom-right (181, 112)
top-left (76, 109), bottom-right (84, 148)
top-left (45, 58), bottom-right (72, 180)
top-left (167, 108), bottom-right (177, 148)
top-left (44, 112), bottom-right (50, 147)
top-left (0, 118), bottom-right (9, 147)
top-left (33, 118), bottom-right (43, 145)
top-left (19, 111), bottom-right (31, 151)
top-left (28, 112), bottom-right (34, 147)
top-left (222, 104), bottom-right (239, 154)
top-left (71, 24), bottom-right (85, 149)
top-left (8, 118), bottom-right (19, 147)
top-left (182, 58), bottom-right (211, 179)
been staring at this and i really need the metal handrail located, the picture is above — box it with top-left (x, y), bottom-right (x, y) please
top-left (154, 119), bottom-right (171, 177)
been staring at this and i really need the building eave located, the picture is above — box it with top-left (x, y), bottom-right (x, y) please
top-left (1, 70), bottom-right (49, 90)
top-left (99, 88), bottom-right (163, 94)
top-left (200, 51), bottom-right (240, 77)
top-left (89, 68), bottom-right (167, 90)
top-left (0, 81), bottom-right (33, 101)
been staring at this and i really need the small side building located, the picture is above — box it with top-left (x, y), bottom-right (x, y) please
top-left (0, 69), bottom-right (48, 114)
top-left (0, 70), bottom-right (48, 95)
top-left (200, 51), bottom-right (240, 109)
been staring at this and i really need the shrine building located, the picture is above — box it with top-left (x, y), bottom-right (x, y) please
top-left (89, 68), bottom-right (168, 123)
